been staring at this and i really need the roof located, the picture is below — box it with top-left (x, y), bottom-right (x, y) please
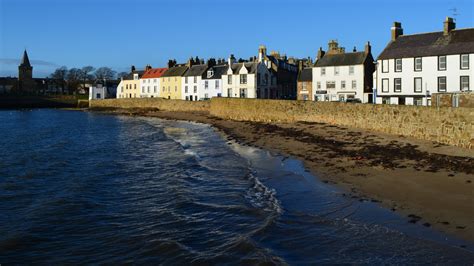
top-left (378, 28), bottom-right (474, 60)
top-left (20, 50), bottom-right (31, 67)
top-left (122, 70), bottom-right (144, 80)
top-left (183, 64), bottom-right (208, 77)
top-left (298, 68), bottom-right (312, 82)
top-left (161, 65), bottom-right (188, 77)
top-left (315, 52), bottom-right (367, 67)
top-left (202, 64), bottom-right (228, 80)
top-left (230, 62), bottom-right (258, 74)
top-left (142, 68), bottom-right (167, 79)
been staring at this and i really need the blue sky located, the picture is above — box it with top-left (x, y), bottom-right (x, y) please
top-left (0, 0), bottom-right (473, 77)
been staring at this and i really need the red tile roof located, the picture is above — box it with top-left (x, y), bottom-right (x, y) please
top-left (142, 68), bottom-right (168, 79)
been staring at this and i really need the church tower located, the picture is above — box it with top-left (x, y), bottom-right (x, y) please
top-left (18, 50), bottom-right (34, 92)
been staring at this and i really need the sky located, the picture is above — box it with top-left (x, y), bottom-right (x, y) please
top-left (0, 0), bottom-right (473, 78)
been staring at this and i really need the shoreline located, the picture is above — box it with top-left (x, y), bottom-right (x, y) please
top-left (88, 108), bottom-right (474, 244)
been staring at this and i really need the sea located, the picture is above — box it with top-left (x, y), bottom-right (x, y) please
top-left (0, 109), bottom-right (473, 264)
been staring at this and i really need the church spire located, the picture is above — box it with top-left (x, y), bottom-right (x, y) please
top-left (20, 50), bottom-right (31, 67)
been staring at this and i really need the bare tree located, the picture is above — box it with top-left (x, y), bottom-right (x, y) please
top-left (67, 68), bottom-right (82, 94)
top-left (117, 72), bottom-right (129, 79)
top-left (50, 66), bottom-right (68, 94)
top-left (79, 66), bottom-right (95, 93)
top-left (94, 67), bottom-right (116, 81)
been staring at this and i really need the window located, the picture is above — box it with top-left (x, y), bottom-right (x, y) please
top-left (351, 80), bottom-right (357, 89)
top-left (175, 86), bottom-right (177, 92)
top-left (185, 86), bottom-right (188, 93)
top-left (162, 86), bottom-right (165, 92)
top-left (341, 81), bottom-right (346, 89)
top-left (317, 82), bottom-right (321, 89)
top-left (194, 76), bottom-right (197, 83)
top-left (438, 77), bottom-right (447, 92)
top-left (168, 86), bottom-right (170, 92)
top-left (240, 74), bottom-right (247, 84)
top-left (326, 81), bottom-right (335, 89)
top-left (414, 97), bottom-right (423, 106)
top-left (147, 86), bottom-right (150, 93)
top-left (205, 81), bottom-right (209, 89)
top-left (257, 74), bottom-right (261, 85)
top-left (395, 59), bottom-right (402, 72)
top-left (207, 70), bottom-right (214, 78)
top-left (134, 84), bottom-right (136, 89)
top-left (239, 88), bottom-right (247, 98)
top-left (96, 93), bottom-right (101, 99)
top-left (394, 78), bottom-right (401, 92)
top-left (227, 88), bottom-right (232, 97)
top-left (142, 86), bottom-right (145, 93)
top-left (414, 77), bottom-right (422, 93)
top-left (215, 80), bottom-right (219, 89)
top-left (265, 74), bottom-right (269, 85)
top-left (414, 57), bottom-right (422, 71)
top-left (438, 56), bottom-right (447, 71)
top-left (228, 75), bottom-right (232, 84)
top-left (382, 97), bottom-right (391, 104)
top-left (460, 76), bottom-right (470, 91)
top-left (204, 93), bottom-right (209, 99)
top-left (154, 86), bottom-right (157, 93)
top-left (185, 77), bottom-right (188, 84)
top-left (382, 60), bottom-right (389, 73)
top-left (193, 86), bottom-right (197, 93)
top-left (321, 68), bottom-right (326, 76)
top-left (302, 82), bottom-right (307, 90)
top-left (154, 79), bottom-right (157, 83)
top-left (349, 66), bottom-right (354, 75)
top-left (460, 54), bottom-right (469, 69)
top-left (334, 67), bottom-right (340, 75)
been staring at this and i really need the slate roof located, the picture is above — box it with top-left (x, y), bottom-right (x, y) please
top-left (297, 68), bottom-right (312, 82)
top-left (230, 62), bottom-right (258, 74)
top-left (183, 64), bottom-right (208, 77)
top-left (161, 65), bottom-right (188, 77)
top-left (142, 68), bottom-right (167, 79)
top-left (122, 70), bottom-right (144, 80)
top-left (315, 52), bottom-right (367, 67)
top-left (202, 64), bottom-right (228, 80)
top-left (378, 28), bottom-right (474, 60)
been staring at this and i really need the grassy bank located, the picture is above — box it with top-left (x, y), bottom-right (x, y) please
top-left (0, 95), bottom-right (87, 109)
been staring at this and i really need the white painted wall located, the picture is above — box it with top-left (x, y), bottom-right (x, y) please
top-left (375, 53), bottom-right (473, 105)
top-left (200, 79), bottom-right (222, 99)
top-left (312, 64), bottom-right (365, 102)
top-left (182, 75), bottom-right (202, 101)
top-left (221, 63), bottom-right (271, 98)
top-left (116, 80), bottom-right (124, 98)
top-left (140, 78), bottom-right (161, 98)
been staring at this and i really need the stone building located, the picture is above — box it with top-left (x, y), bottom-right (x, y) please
top-left (297, 68), bottom-right (313, 101)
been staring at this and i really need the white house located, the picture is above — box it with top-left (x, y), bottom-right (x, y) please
top-left (200, 63), bottom-right (227, 99)
top-left (140, 66), bottom-right (167, 98)
top-left (375, 17), bottom-right (473, 105)
top-left (312, 40), bottom-right (375, 103)
top-left (221, 55), bottom-right (273, 98)
top-left (182, 59), bottom-right (208, 101)
top-left (89, 81), bottom-right (118, 100)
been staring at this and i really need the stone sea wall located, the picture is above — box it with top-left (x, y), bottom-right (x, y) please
top-left (210, 98), bottom-right (474, 149)
top-left (89, 97), bottom-right (473, 149)
top-left (89, 98), bottom-right (210, 112)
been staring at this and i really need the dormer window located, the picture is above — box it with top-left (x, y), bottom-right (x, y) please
top-left (207, 70), bottom-right (214, 78)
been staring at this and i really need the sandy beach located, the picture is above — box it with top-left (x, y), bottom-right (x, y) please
top-left (92, 108), bottom-right (474, 243)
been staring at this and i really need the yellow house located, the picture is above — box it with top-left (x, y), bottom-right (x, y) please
top-left (160, 65), bottom-right (188, 100)
top-left (117, 67), bottom-right (144, 98)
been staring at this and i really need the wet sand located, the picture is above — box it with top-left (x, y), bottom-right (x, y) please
top-left (92, 108), bottom-right (474, 243)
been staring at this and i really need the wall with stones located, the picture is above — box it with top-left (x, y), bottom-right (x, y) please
top-left (432, 92), bottom-right (474, 108)
top-left (89, 98), bottom-right (210, 112)
top-left (210, 98), bottom-right (474, 149)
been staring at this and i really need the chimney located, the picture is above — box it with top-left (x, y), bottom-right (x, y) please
top-left (444, 17), bottom-right (455, 35)
top-left (328, 40), bottom-right (339, 53)
top-left (353, 46), bottom-right (357, 52)
top-left (207, 58), bottom-right (216, 67)
top-left (258, 45), bottom-right (267, 62)
top-left (298, 60), bottom-right (303, 71)
top-left (167, 60), bottom-right (176, 68)
top-left (131, 65), bottom-right (136, 72)
top-left (316, 47), bottom-right (325, 60)
top-left (365, 41), bottom-right (371, 55)
top-left (391, 22), bottom-right (403, 41)
top-left (186, 57), bottom-right (195, 68)
top-left (145, 64), bottom-right (152, 71)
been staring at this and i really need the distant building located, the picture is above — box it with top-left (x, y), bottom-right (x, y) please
top-left (375, 17), bottom-right (473, 105)
top-left (297, 68), bottom-right (313, 100)
top-left (182, 58), bottom-right (208, 101)
top-left (140, 66), bottom-right (167, 98)
top-left (0, 50), bottom-right (65, 95)
top-left (89, 80), bottom-right (119, 100)
top-left (312, 40), bottom-right (375, 103)
top-left (160, 60), bottom-right (188, 100)
top-left (116, 66), bottom-right (144, 98)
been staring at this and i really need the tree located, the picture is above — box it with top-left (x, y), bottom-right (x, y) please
top-left (49, 66), bottom-right (68, 94)
top-left (94, 67), bottom-right (116, 81)
top-left (66, 68), bottom-right (82, 94)
top-left (79, 66), bottom-right (95, 93)
top-left (117, 72), bottom-right (129, 79)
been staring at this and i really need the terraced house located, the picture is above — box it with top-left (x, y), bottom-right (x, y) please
top-left (140, 66), bottom-right (167, 98)
top-left (375, 17), bottom-right (473, 105)
top-left (117, 66), bottom-right (144, 98)
top-left (182, 57), bottom-right (208, 101)
top-left (312, 40), bottom-right (375, 103)
top-left (201, 62), bottom-right (227, 99)
top-left (160, 60), bottom-right (188, 100)
top-left (221, 55), bottom-right (273, 98)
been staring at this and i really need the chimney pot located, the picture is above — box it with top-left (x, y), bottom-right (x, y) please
top-left (391, 21), bottom-right (403, 41)
top-left (444, 17), bottom-right (455, 35)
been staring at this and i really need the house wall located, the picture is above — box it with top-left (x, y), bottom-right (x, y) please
top-left (182, 76), bottom-right (201, 101)
top-left (117, 79), bottom-right (140, 98)
top-left (297, 81), bottom-right (313, 101)
top-left (199, 79), bottom-right (222, 99)
top-left (312, 64), bottom-right (365, 102)
top-left (375, 53), bottom-right (473, 105)
top-left (140, 78), bottom-right (161, 98)
top-left (160, 76), bottom-right (182, 100)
